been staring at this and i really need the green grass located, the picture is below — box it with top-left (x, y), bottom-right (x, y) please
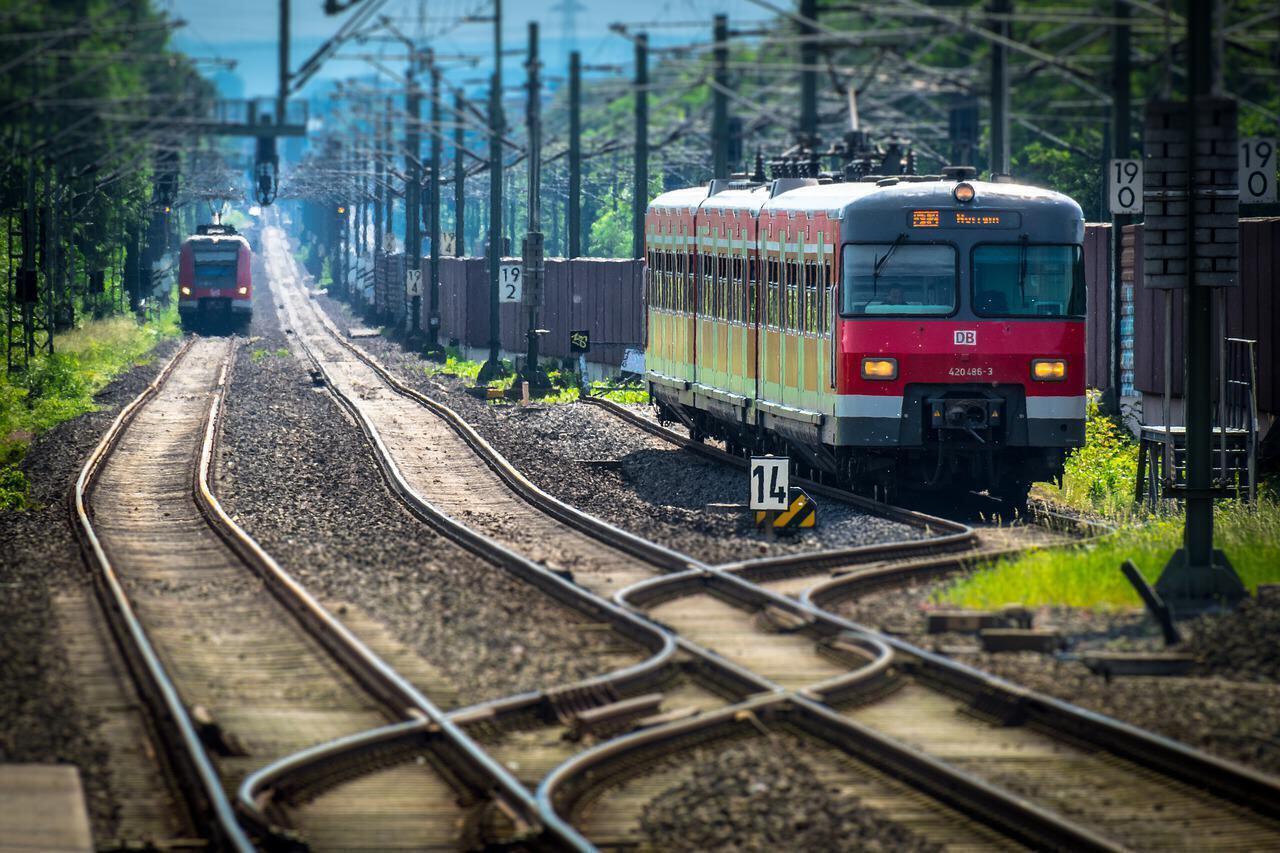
top-left (0, 304), bottom-right (181, 510)
top-left (938, 499), bottom-right (1280, 611)
top-left (251, 347), bottom-right (291, 362)
top-left (1036, 391), bottom-right (1139, 517)
top-left (421, 353), bottom-right (648, 406)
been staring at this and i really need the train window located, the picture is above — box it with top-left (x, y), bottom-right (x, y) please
top-left (766, 258), bottom-right (780, 327)
top-left (841, 243), bottom-right (957, 316)
top-left (803, 262), bottom-right (819, 333)
top-left (785, 262), bottom-right (799, 331)
top-left (971, 244), bottom-right (1085, 318)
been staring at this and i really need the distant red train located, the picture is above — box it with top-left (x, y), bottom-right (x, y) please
top-left (644, 169), bottom-right (1086, 505)
top-left (178, 223), bottom-right (252, 327)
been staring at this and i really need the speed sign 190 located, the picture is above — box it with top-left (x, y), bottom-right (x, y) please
top-left (1240, 138), bottom-right (1277, 204)
top-left (1109, 159), bottom-right (1142, 215)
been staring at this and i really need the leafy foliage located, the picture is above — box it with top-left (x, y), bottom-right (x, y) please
top-left (0, 305), bottom-right (180, 510)
top-left (1039, 392), bottom-right (1140, 516)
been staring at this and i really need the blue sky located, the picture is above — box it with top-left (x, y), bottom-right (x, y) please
top-left (165, 0), bottom-right (753, 99)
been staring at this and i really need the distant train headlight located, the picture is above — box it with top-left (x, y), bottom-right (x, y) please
top-left (1032, 359), bottom-right (1067, 381)
top-left (861, 357), bottom-right (898, 380)
top-left (180, 286), bottom-right (191, 296)
top-left (238, 286), bottom-right (248, 295)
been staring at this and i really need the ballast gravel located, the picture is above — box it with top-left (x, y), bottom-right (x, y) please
top-left (638, 735), bottom-right (941, 852)
top-left (834, 574), bottom-right (1280, 775)
top-left (216, 268), bottom-right (638, 708)
top-left (315, 294), bottom-right (930, 564)
top-left (0, 336), bottom-right (181, 839)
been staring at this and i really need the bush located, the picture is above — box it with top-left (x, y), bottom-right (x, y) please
top-left (1040, 392), bottom-right (1138, 516)
top-left (0, 311), bottom-right (180, 511)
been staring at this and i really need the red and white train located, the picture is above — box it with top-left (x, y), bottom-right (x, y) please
top-left (178, 223), bottom-right (253, 327)
top-left (644, 169), bottom-right (1086, 503)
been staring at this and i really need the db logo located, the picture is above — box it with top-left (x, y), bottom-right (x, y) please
top-left (954, 330), bottom-right (977, 346)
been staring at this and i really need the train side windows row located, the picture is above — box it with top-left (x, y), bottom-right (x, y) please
top-left (646, 242), bottom-right (834, 334)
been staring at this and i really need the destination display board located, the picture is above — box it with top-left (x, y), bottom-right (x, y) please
top-left (909, 210), bottom-right (1022, 229)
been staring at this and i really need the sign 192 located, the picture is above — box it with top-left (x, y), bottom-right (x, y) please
top-left (749, 456), bottom-right (789, 511)
top-left (1240, 138), bottom-right (1277, 204)
top-left (1109, 158), bottom-right (1142, 215)
top-left (498, 263), bottom-right (523, 302)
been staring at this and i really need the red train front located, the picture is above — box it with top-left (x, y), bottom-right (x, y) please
top-left (178, 222), bottom-right (252, 328)
top-left (644, 170), bottom-right (1086, 504)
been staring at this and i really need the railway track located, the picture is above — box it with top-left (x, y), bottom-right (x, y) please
top-left (264, 223), bottom-right (1280, 851)
top-left (71, 333), bottom-right (583, 850)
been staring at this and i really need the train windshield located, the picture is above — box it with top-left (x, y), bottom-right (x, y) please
top-left (972, 244), bottom-right (1085, 318)
top-left (192, 244), bottom-right (239, 284)
top-left (841, 243), bottom-right (956, 316)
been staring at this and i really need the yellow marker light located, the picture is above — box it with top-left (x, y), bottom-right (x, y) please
top-left (953, 182), bottom-right (976, 203)
top-left (237, 286), bottom-right (248, 295)
top-left (1032, 359), bottom-right (1067, 381)
top-left (337, 206), bottom-right (346, 214)
top-left (861, 357), bottom-right (898, 380)
top-left (180, 286), bottom-right (191, 296)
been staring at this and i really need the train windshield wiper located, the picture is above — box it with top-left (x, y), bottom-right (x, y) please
top-left (872, 233), bottom-right (908, 295)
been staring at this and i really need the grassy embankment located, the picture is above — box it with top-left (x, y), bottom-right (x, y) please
top-left (940, 394), bottom-right (1279, 610)
top-left (0, 305), bottom-right (180, 510)
top-left (421, 348), bottom-right (649, 405)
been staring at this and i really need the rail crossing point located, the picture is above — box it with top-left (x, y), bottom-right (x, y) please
top-left (1109, 159), bottom-right (1143, 214)
top-left (755, 487), bottom-right (817, 533)
top-left (405, 269), bottom-right (422, 298)
top-left (498, 263), bottom-right (523, 302)
top-left (1239, 138), bottom-right (1276, 204)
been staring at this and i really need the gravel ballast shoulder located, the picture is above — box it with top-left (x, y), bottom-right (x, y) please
top-left (836, 576), bottom-right (1280, 775)
top-left (638, 735), bottom-right (942, 852)
top-left (315, 295), bottom-right (928, 565)
top-left (0, 335), bottom-right (180, 838)
top-left (215, 262), bottom-right (639, 708)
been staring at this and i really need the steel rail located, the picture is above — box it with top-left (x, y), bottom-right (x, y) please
top-left (70, 338), bottom-right (254, 852)
top-left (195, 332), bottom-right (584, 850)
top-left (581, 396), bottom-right (1280, 817)
top-left (280, 285), bottom-right (1149, 851)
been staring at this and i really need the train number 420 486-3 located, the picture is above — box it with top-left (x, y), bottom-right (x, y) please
top-left (948, 366), bottom-right (994, 377)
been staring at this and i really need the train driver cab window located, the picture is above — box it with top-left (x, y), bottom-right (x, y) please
top-left (841, 243), bottom-right (956, 316)
top-left (193, 244), bottom-right (239, 285)
top-left (971, 244), bottom-right (1086, 318)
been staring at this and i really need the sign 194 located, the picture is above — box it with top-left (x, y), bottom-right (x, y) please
top-left (498, 264), bottom-right (523, 302)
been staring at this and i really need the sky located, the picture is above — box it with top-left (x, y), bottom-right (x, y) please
top-left (165, 0), bottom-right (754, 100)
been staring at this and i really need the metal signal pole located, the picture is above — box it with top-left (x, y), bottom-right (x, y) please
top-left (521, 21), bottom-right (548, 389)
top-left (632, 32), bottom-right (648, 260)
top-left (712, 14), bottom-right (729, 178)
top-left (798, 0), bottom-right (816, 144)
top-left (454, 90), bottom-right (466, 257)
top-left (479, 0), bottom-right (505, 382)
top-left (427, 56), bottom-right (443, 354)
top-left (405, 52), bottom-right (423, 341)
top-left (988, 0), bottom-right (1011, 175)
top-left (568, 50), bottom-right (582, 258)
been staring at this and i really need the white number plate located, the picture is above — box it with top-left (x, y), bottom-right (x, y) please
top-left (750, 456), bottom-right (789, 511)
top-left (499, 264), bottom-right (523, 303)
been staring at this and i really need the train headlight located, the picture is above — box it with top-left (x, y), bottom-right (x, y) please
top-left (953, 182), bottom-right (976, 203)
top-left (180, 286), bottom-right (191, 296)
top-left (238, 286), bottom-right (248, 295)
top-left (1032, 359), bottom-right (1067, 381)
top-left (861, 357), bottom-right (898, 380)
